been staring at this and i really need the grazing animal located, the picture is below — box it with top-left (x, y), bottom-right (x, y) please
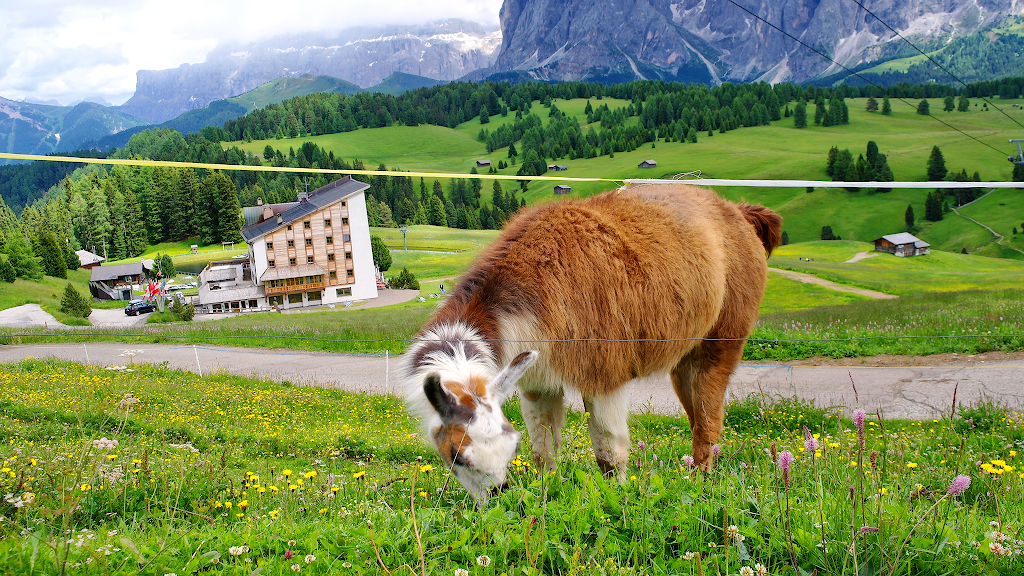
top-left (402, 183), bottom-right (781, 503)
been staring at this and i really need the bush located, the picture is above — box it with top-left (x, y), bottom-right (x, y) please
top-left (389, 267), bottom-right (420, 290)
top-left (170, 296), bottom-right (196, 322)
top-left (370, 235), bottom-right (392, 272)
top-left (0, 256), bottom-right (14, 283)
top-left (58, 283), bottom-right (92, 318)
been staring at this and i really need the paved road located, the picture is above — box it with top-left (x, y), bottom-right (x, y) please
top-left (2, 342), bottom-right (1021, 420)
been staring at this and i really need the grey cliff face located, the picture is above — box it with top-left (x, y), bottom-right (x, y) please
top-left (119, 20), bottom-right (501, 124)
top-left (493, 0), bottom-right (1023, 84)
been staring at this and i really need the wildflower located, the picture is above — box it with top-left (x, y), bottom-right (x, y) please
top-left (989, 542), bottom-right (1011, 556)
top-left (682, 455), bottom-right (694, 467)
top-left (229, 546), bottom-right (244, 556)
top-left (420, 464), bottom-right (433, 473)
top-left (454, 570), bottom-right (469, 576)
top-left (285, 549), bottom-right (294, 559)
top-left (353, 471), bottom-right (366, 479)
top-left (711, 444), bottom-right (721, 457)
top-left (754, 563), bottom-right (768, 576)
top-left (304, 471), bottom-right (317, 479)
top-left (778, 450), bottom-right (794, 488)
top-left (905, 462), bottom-right (918, 468)
top-left (803, 426), bottom-right (819, 452)
top-left (291, 564), bottom-right (302, 572)
top-left (80, 483), bottom-right (90, 492)
top-left (282, 469), bottom-right (293, 478)
top-left (629, 475), bottom-right (637, 481)
top-left (305, 554), bottom-right (315, 564)
top-left (945, 474), bottom-right (969, 496)
top-left (725, 525), bottom-right (744, 542)
top-left (476, 555), bottom-right (491, 567)
top-left (342, 562), bottom-right (352, 568)
top-left (637, 440), bottom-right (646, 450)
top-left (93, 438), bottom-right (118, 450)
top-left (682, 552), bottom-right (698, 560)
top-left (740, 567), bottom-right (754, 576)
top-left (288, 540), bottom-right (297, 547)
top-left (853, 409), bottom-right (866, 442)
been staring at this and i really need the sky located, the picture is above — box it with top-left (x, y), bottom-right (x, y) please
top-left (0, 0), bottom-right (503, 107)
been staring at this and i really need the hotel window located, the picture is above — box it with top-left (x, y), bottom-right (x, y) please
top-left (326, 236), bottom-right (333, 244)
top-left (341, 201), bottom-right (346, 207)
top-left (269, 295), bottom-right (283, 306)
top-left (324, 219), bottom-right (332, 227)
top-left (342, 217), bottom-right (349, 225)
top-left (337, 287), bottom-right (352, 296)
top-left (266, 241), bottom-right (273, 250)
top-left (289, 257), bottom-right (297, 265)
top-left (330, 271), bottom-right (337, 279)
top-left (307, 291), bottom-right (322, 301)
top-left (268, 260), bottom-right (275, 268)
top-left (346, 269), bottom-right (354, 277)
top-left (303, 221), bottom-right (311, 229)
top-left (288, 293), bottom-right (302, 304)
top-left (327, 253), bottom-right (335, 261)
top-left (306, 256), bottom-right (314, 263)
top-left (345, 251), bottom-right (352, 260)
top-left (305, 238), bottom-right (312, 246)
top-left (286, 225), bottom-right (292, 230)
top-left (287, 239), bottom-right (294, 247)
top-left (343, 234), bottom-right (351, 242)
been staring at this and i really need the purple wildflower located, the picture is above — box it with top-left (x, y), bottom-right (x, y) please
top-left (711, 444), bottom-right (721, 457)
top-left (803, 426), bottom-right (819, 452)
top-left (947, 475), bottom-right (971, 496)
top-left (682, 455), bottom-right (694, 467)
top-left (285, 550), bottom-right (294, 560)
top-left (777, 450), bottom-right (794, 472)
top-left (637, 440), bottom-right (646, 450)
top-left (853, 409), bottom-right (866, 435)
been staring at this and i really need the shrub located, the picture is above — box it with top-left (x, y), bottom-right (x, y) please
top-left (0, 256), bottom-right (14, 283)
top-left (389, 267), bottom-right (420, 290)
top-left (58, 283), bottom-right (92, 318)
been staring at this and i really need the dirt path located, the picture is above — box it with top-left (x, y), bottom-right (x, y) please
top-left (952, 205), bottom-right (1024, 256)
top-left (843, 251), bottom-right (878, 263)
top-left (768, 268), bottom-right (897, 299)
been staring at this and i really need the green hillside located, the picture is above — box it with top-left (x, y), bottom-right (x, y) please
top-left (0, 99), bottom-right (147, 161)
top-left (231, 95), bottom-right (1024, 253)
top-left (227, 74), bottom-right (362, 112)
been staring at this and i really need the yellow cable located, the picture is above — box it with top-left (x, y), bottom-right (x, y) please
top-left (0, 152), bottom-right (617, 183)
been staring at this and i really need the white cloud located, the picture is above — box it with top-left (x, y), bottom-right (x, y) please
top-left (0, 0), bottom-right (502, 105)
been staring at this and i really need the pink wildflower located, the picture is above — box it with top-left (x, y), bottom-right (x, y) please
top-left (803, 426), bottom-right (819, 452)
top-left (682, 455), bottom-right (694, 467)
top-left (853, 409), bottom-right (866, 434)
top-left (947, 475), bottom-right (971, 496)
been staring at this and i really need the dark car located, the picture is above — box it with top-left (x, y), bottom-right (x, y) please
top-left (124, 300), bottom-right (156, 316)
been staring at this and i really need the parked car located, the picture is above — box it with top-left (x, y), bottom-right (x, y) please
top-left (124, 300), bottom-right (156, 316)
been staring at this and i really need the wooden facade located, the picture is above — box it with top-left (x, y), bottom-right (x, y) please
top-left (261, 201), bottom-right (355, 305)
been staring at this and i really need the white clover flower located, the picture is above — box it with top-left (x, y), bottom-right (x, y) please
top-left (454, 569), bottom-right (469, 576)
top-left (476, 555), bottom-right (491, 567)
top-left (229, 546), bottom-right (243, 556)
top-left (755, 563), bottom-right (768, 576)
top-left (740, 567), bottom-right (754, 576)
top-left (305, 554), bottom-right (315, 564)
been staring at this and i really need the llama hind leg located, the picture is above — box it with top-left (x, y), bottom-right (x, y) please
top-left (520, 390), bottom-right (565, 471)
top-left (672, 341), bottom-right (743, 469)
top-left (582, 387), bottom-right (631, 480)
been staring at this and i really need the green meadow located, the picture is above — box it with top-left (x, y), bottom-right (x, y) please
top-left (0, 359), bottom-right (1021, 575)
top-left (231, 95), bottom-right (1024, 253)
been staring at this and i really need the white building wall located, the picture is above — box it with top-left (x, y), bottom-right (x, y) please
top-left (250, 238), bottom-right (268, 285)
top-left (323, 190), bottom-right (379, 304)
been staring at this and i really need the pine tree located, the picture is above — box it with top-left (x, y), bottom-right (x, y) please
top-left (0, 256), bottom-right (14, 283)
top-left (904, 203), bottom-right (915, 230)
top-left (428, 195), bottom-right (447, 227)
top-left (35, 230), bottom-right (67, 279)
top-left (866, 97), bottom-right (879, 112)
top-left (926, 146), bottom-right (947, 181)
top-left (122, 189), bottom-right (147, 257)
top-left (370, 235), bottom-right (392, 272)
top-left (780, 231), bottom-right (789, 245)
top-left (793, 101), bottom-right (807, 128)
top-left (924, 190), bottom-right (944, 222)
top-left (957, 95), bottom-right (970, 112)
top-left (59, 283), bottom-right (91, 318)
top-left (943, 95), bottom-right (955, 112)
top-left (820, 226), bottom-right (835, 241)
top-left (882, 96), bottom-right (892, 115)
top-left (825, 146), bottom-right (839, 177)
top-left (916, 99), bottom-right (930, 115)
top-left (7, 232), bottom-right (43, 280)
top-left (507, 142), bottom-right (517, 159)
top-left (196, 173), bottom-right (221, 245)
top-left (217, 173), bottom-right (243, 244)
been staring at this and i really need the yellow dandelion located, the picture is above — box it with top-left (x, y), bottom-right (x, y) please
top-left (906, 462), bottom-right (918, 468)
top-left (353, 471), bottom-right (366, 479)
top-left (420, 464), bottom-right (434, 473)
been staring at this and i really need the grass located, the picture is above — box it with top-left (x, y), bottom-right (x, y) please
top-left (768, 240), bottom-right (1024, 295)
top-left (0, 359), bottom-right (1021, 575)
top-left (230, 95), bottom-right (1024, 253)
top-left (0, 269), bottom-right (97, 325)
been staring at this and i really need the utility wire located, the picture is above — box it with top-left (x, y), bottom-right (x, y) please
top-left (723, 0), bottom-right (1013, 159)
top-left (846, 0), bottom-right (1024, 130)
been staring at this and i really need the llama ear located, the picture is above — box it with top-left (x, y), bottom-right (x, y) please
top-left (424, 373), bottom-right (457, 424)
top-left (491, 350), bottom-right (539, 402)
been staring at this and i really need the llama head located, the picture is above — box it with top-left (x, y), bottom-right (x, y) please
top-left (422, 350), bottom-right (538, 504)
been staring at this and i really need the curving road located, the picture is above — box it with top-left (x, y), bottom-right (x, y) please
top-left (1, 342), bottom-right (1021, 420)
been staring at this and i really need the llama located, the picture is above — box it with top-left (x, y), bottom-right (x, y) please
top-left (402, 183), bottom-right (782, 503)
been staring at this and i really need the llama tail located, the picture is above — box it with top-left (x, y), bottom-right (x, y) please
top-left (740, 204), bottom-right (783, 257)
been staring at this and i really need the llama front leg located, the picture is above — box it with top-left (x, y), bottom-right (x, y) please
top-left (520, 389), bottom-right (565, 471)
top-left (582, 387), bottom-right (631, 480)
top-left (673, 341), bottom-right (741, 469)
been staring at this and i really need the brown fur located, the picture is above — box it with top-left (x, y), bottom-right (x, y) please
top-left (421, 183), bottom-right (781, 469)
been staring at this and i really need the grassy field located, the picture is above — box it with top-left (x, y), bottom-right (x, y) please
top-left (230, 95), bottom-right (1024, 253)
top-left (0, 359), bottom-right (1020, 575)
top-left (0, 268), bottom-right (101, 325)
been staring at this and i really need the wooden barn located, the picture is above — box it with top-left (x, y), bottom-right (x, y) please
top-left (553, 185), bottom-right (571, 195)
top-left (874, 233), bottom-right (930, 257)
top-left (476, 159), bottom-right (491, 167)
top-left (638, 159), bottom-right (657, 168)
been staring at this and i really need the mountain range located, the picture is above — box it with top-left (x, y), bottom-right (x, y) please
top-left (5, 1), bottom-right (1024, 160)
